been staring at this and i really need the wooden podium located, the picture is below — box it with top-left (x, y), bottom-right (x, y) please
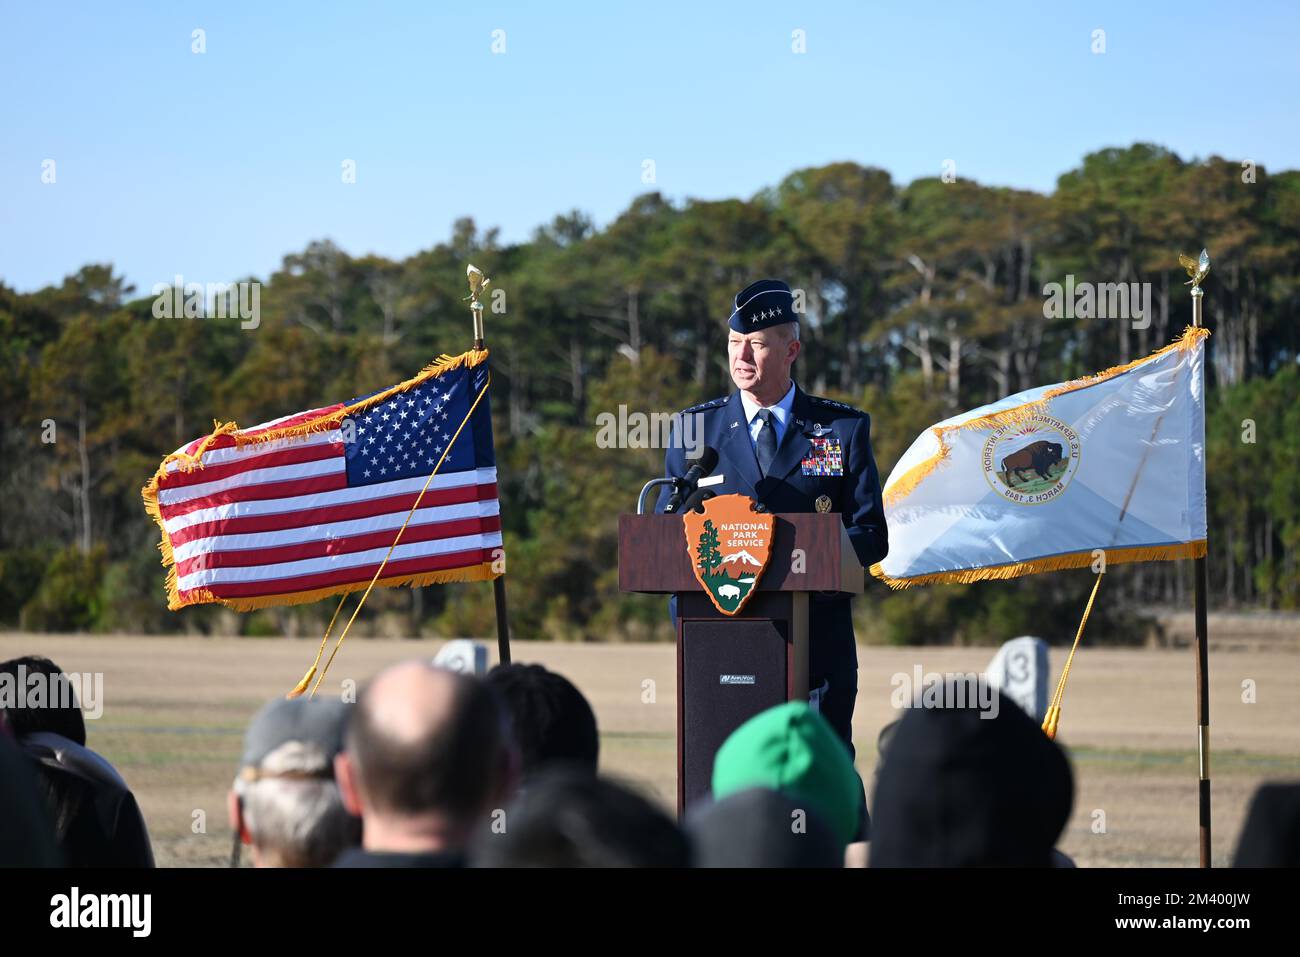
top-left (618, 512), bottom-right (863, 813)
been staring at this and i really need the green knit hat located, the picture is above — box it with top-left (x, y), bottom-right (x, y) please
top-left (711, 701), bottom-right (862, 846)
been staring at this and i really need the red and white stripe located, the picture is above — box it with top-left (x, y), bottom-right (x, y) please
top-left (157, 416), bottom-right (500, 605)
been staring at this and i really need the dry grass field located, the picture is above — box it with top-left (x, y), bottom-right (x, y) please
top-left (4, 631), bottom-right (1298, 867)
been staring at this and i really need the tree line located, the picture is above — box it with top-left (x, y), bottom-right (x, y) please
top-left (1, 142), bottom-right (1296, 644)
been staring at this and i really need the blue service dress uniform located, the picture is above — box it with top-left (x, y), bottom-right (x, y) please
top-left (657, 382), bottom-right (889, 759)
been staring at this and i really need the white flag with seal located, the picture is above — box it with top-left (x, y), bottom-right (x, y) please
top-left (870, 326), bottom-right (1209, 589)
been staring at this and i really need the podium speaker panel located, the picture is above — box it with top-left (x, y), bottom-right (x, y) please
top-left (680, 615), bottom-right (789, 807)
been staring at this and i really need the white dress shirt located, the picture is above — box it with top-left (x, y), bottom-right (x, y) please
top-left (739, 380), bottom-right (797, 456)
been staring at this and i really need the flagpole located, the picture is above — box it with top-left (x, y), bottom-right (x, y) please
top-left (468, 265), bottom-right (512, 665)
top-left (1186, 251), bottom-right (1211, 867)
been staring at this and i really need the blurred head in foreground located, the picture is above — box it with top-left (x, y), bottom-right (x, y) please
top-left (335, 661), bottom-right (517, 865)
top-left (229, 695), bottom-right (358, 867)
top-left (2, 654), bottom-right (154, 867)
top-left (472, 769), bottom-right (688, 867)
top-left (687, 787), bottom-right (842, 868)
top-left (1233, 781), bottom-right (1300, 868)
top-left (0, 655), bottom-right (86, 745)
top-left (711, 700), bottom-right (864, 850)
top-left (870, 684), bottom-right (1074, 867)
top-left (484, 662), bottom-right (598, 782)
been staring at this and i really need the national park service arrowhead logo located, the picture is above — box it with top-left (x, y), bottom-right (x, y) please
top-left (682, 493), bottom-right (774, 615)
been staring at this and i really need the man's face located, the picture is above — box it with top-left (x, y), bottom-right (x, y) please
top-left (728, 326), bottom-right (799, 395)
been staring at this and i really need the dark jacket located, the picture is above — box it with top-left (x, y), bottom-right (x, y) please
top-left (21, 732), bottom-right (155, 868)
top-left (333, 847), bottom-right (465, 868)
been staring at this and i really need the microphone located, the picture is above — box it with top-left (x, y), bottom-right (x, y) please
top-left (663, 446), bottom-right (719, 513)
top-left (679, 487), bottom-right (716, 514)
top-left (636, 476), bottom-right (685, 515)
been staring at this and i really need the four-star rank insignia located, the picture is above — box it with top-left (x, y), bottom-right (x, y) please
top-left (683, 493), bottom-right (774, 615)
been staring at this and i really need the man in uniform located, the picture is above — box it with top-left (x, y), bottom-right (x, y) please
top-left (658, 279), bottom-right (889, 824)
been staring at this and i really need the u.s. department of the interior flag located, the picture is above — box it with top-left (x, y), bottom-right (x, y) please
top-left (870, 326), bottom-right (1209, 589)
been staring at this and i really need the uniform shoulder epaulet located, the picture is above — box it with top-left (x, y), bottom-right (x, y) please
top-left (808, 394), bottom-right (867, 417)
top-left (680, 396), bottom-right (728, 415)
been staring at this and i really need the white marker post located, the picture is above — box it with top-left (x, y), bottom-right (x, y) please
top-left (433, 639), bottom-right (489, 676)
top-left (985, 636), bottom-right (1049, 724)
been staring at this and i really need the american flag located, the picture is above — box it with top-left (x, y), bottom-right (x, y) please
top-left (143, 351), bottom-right (502, 611)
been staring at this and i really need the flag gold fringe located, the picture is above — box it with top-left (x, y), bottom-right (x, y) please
top-left (869, 540), bottom-right (1206, 590)
top-left (139, 349), bottom-right (492, 612)
top-left (882, 326), bottom-right (1210, 508)
top-left (190, 561), bottom-right (498, 614)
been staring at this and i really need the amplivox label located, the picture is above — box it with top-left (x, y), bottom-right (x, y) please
top-left (719, 674), bottom-right (756, 685)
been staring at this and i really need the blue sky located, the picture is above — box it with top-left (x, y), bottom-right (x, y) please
top-left (2, 0), bottom-right (1297, 294)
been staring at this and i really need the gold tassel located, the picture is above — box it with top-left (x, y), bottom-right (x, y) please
top-left (287, 667), bottom-right (316, 700)
top-left (283, 670), bottom-right (313, 696)
top-left (1041, 705), bottom-right (1061, 740)
top-left (1040, 570), bottom-right (1105, 739)
top-left (285, 593), bottom-right (348, 698)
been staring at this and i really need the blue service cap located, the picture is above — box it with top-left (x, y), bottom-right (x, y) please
top-left (729, 279), bottom-right (797, 333)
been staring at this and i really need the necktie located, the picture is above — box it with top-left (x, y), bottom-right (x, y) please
top-left (755, 408), bottom-right (778, 475)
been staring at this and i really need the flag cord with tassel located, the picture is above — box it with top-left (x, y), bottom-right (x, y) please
top-left (287, 370), bottom-right (493, 699)
top-left (1041, 569), bottom-right (1104, 740)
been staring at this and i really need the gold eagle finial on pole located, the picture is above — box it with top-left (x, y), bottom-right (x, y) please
top-left (1178, 248), bottom-right (1211, 291)
top-left (465, 263), bottom-right (490, 347)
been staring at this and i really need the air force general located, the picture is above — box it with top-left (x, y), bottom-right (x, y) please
top-left (658, 278), bottom-right (889, 771)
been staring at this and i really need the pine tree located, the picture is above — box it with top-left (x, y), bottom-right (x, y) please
top-left (697, 520), bottom-right (722, 573)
